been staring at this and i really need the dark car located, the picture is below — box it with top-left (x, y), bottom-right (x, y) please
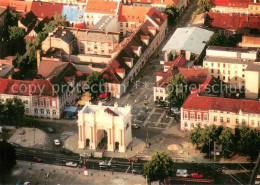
top-left (10, 142), bottom-right (20, 148)
top-left (60, 148), bottom-right (72, 155)
top-left (32, 157), bottom-right (42, 163)
top-left (131, 168), bottom-right (142, 174)
top-left (128, 156), bottom-right (139, 162)
top-left (46, 127), bottom-right (54, 133)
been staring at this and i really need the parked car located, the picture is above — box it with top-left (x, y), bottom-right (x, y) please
top-left (24, 182), bottom-right (30, 185)
top-left (32, 157), bottom-right (42, 163)
top-left (66, 161), bottom-right (78, 167)
top-left (46, 127), bottom-right (54, 133)
top-left (176, 169), bottom-right (188, 177)
top-left (10, 142), bottom-right (20, 148)
top-left (190, 172), bottom-right (204, 179)
top-left (99, 161), bottom-right (111, 168)
top-left (128, 156), bottom-right (139, 162)
top-left (80, 152), bottom-right (92, 158)
top-left (131, 168), bottom-right (142, 174)
top-left (132, 123), bottom-right (140, 129)
top-left (60, 148), bottom-right (72, 155)
top-left (54, 139), bottom-right (60, 146)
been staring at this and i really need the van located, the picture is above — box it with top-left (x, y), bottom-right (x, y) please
top-left (176, 169), bottom-right (188, 177)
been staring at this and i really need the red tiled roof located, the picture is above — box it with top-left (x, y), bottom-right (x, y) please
top-left (85, 0), bottom-right (118, 14)
top-left (208, 12), bottom-right (260, 31)
top-left (132, 0), bottom-right (179, 6)
top-left (118, 5), bottom-right (151, 22)
top-left (178, 67), bottom-right (208, 84)
top-left (0, 78), bottom-right (57, 97)
top-left (38, 60), bottom-right (68, 78)
top-left (154, 55), bottom-right (186, 87)
top-left (115, 68), bottom-right (124, 73)
top-left (183, 91), bottom-right (260, 114)
top-left (31, 2), bottom-right (63, 19)
top-left (210, 0), bottom-right (253, 7)
top-left (0, 0), bottom-right (32, 13)
top-left (156, 72), bottom-right (166, 77)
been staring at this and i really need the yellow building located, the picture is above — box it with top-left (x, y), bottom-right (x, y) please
top-left (203, 46), bottom-right (260, 99)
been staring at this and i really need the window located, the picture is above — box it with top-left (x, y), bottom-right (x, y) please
top-left (25, 108), bottom-right (29, 114)
top-left (120, 23), bottom-right (123, 27)
top-left (217, 69), bottom-right (220, 74)
top-left (24, 100), bottom-right (28, 104)
top-left (197, 114), bottom-right (201, 120)
top-left (242, 74), bottom-right (245, 78)
top-left (235, 77), bottom-right (237, 81)
top-left (223, 64), bottom-right (225, 68)
top-left (258, 121), bottom-right (260, 126)
top-left (126, 123), bottom-right (129, 130)
top-left (227, 117), bottom-right (230, 123)
top-left (211, 69), bottom-right (214, 73)
top-left (223, 76), bottom-right (225, 80)
top-left (34, 108), bottom-right (38, 114)
top-left (160, 89), bottom-right (163, 93)
top-left (184, 122), bottom-right (188, 127)
top-left (203, 114), bottom-right (208, 121)
top-left (242, 119), bottom-right (246, 125)
top-left (34, 99), bottom-right (38, 106)
top-left (126, 23), bottom-right (128, 27)
top-left (184, 112), bottom-right (188, 119)
top-left (251, 120), bottom-right (254, 126)
top-left (191, 123), bottom-right (194, 128)
top-left (211, 63), bottom-right (214, 67)
top-left (40, 109), bottom-right (44, 115)
top-left (228, 70), bottom-right (230, 75)
top-left (220, 117), bottom-right (223, 123)
top-left (190, 113), bottom-right (195, 120)
top-left (236, 119), bottom-right (239, 124)
top-left (40, 99), bottom-right (44, 107)
top-left (47, 110), bottom-right (50, 115)
top-left (46, 100), bottom-right (50, 108)
top-left (52, 110), bottom-right (56, 115)
top-left (223, 70), bottom-right (225, 74)
top-left (214, 116), bottom-right (217, 122)
top-left (218, 63), bottom-right (220, 68)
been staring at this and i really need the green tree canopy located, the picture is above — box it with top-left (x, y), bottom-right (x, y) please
top-left (236, 127), bottom-right (260, 158)
top-left (192, 0), bottom-right (212, 19)
top-left (165, 4), bottom-right (179, 25)
top-left (42, 13), bottom-right (66, 35)
top-left (8, 26), bottom-right (26, 41)
top-left (3, 97), bottom-right (25, 125)
top-left (143, 151), bottom-right (174, 183)
top-left (219, 127), bottom-right (235, 158)
top-left (86, 72), bottom-right (104, 97)
top-left (189, 124), bottom-right (203, 147)
top-left (166, 73), bottom-right (187, 107)
top-left (207, 33), bottom-right (229, 46)
top-left (0, 140), bottom-right (17, 182)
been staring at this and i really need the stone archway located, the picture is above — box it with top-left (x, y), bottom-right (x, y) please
top-left (86, 139), bottom-right (90, 148)
top-left (96, 129), bottom-right (108, 151)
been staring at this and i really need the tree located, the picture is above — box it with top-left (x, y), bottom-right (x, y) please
top-left (166, 73), bottom-right (187, 107)
top-left (207, 33), bottom-right (229, 47)
top-left (3, 97), bottom-right (25, 125)
top-left (189, 124), bottom-right (203, 148)
top-left (219, 127), bottom-right (235, 158)
top-left (0, 140), bottom-right (17, 182)
top-left (236, 126), bottom-right (260, 158)
top-left (143, 151), bottom-right (174, 183)
top-left (8, 26), bottom-right (26, 41)
top-left (165, 4), bottom-right (179, 25)
top-left (42, 13), bottom-right (66, 35)
top-left (86, 72), bottom-right (104, 97)
top-left (192, 0), bottom-right (212, 19)
top-left (25, 38), bottom-right (38, 66)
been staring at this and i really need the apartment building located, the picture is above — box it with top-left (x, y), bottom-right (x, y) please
top-left (84, 0), bottom-right (120, 28)
top-left (42, 27), bottom-right (120, 56)
top-left (102, 8), bottom-right (168, 98)
top-left (181, 77), bottom-right (260, 131)
top-left (203, 46), bottom-right (260, 99)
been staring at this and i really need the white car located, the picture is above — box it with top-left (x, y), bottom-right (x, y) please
top-left (66, 161), bottom-right (78, 167)
top-left (54, 139), bottom-right (60, 146)
top-left (176, 169), bottom-right (188, 177)
top-left (99, 161), bottom-right (111, 167)
top-left (24, 182), bottom-right (30, 185)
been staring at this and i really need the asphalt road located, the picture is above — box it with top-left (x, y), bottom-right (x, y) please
top-left (15, 147), bottom-right (254, 184)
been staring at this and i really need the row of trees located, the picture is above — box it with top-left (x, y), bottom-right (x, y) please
top-left (207, 33), bottom-right (243, 47)
top-left (0, 97), bottom-right (25, 125)
top-left (189, 124), bottom-right (260, 158)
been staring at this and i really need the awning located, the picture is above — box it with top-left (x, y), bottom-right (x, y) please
top-left (78, 100), bottom-right (87, 106)
top-left (64, 106), bottom-right (77, 113)
top-left (81, 96), bottom-right (91, 101)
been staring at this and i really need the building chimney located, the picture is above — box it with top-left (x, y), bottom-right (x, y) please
top-left (37, 50), bottom-right (41, 70)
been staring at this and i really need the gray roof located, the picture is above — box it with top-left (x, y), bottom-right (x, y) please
top-left (73, 64), bottom-right (93, 73)
top-left (162, 27), bottom-right (214, 55)
top-left (204, 56), bottom-right (255, 64)
top-left (92, 15), bottom-right (115, 31)
top-left (0, 64), bottom-right (14, 78)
